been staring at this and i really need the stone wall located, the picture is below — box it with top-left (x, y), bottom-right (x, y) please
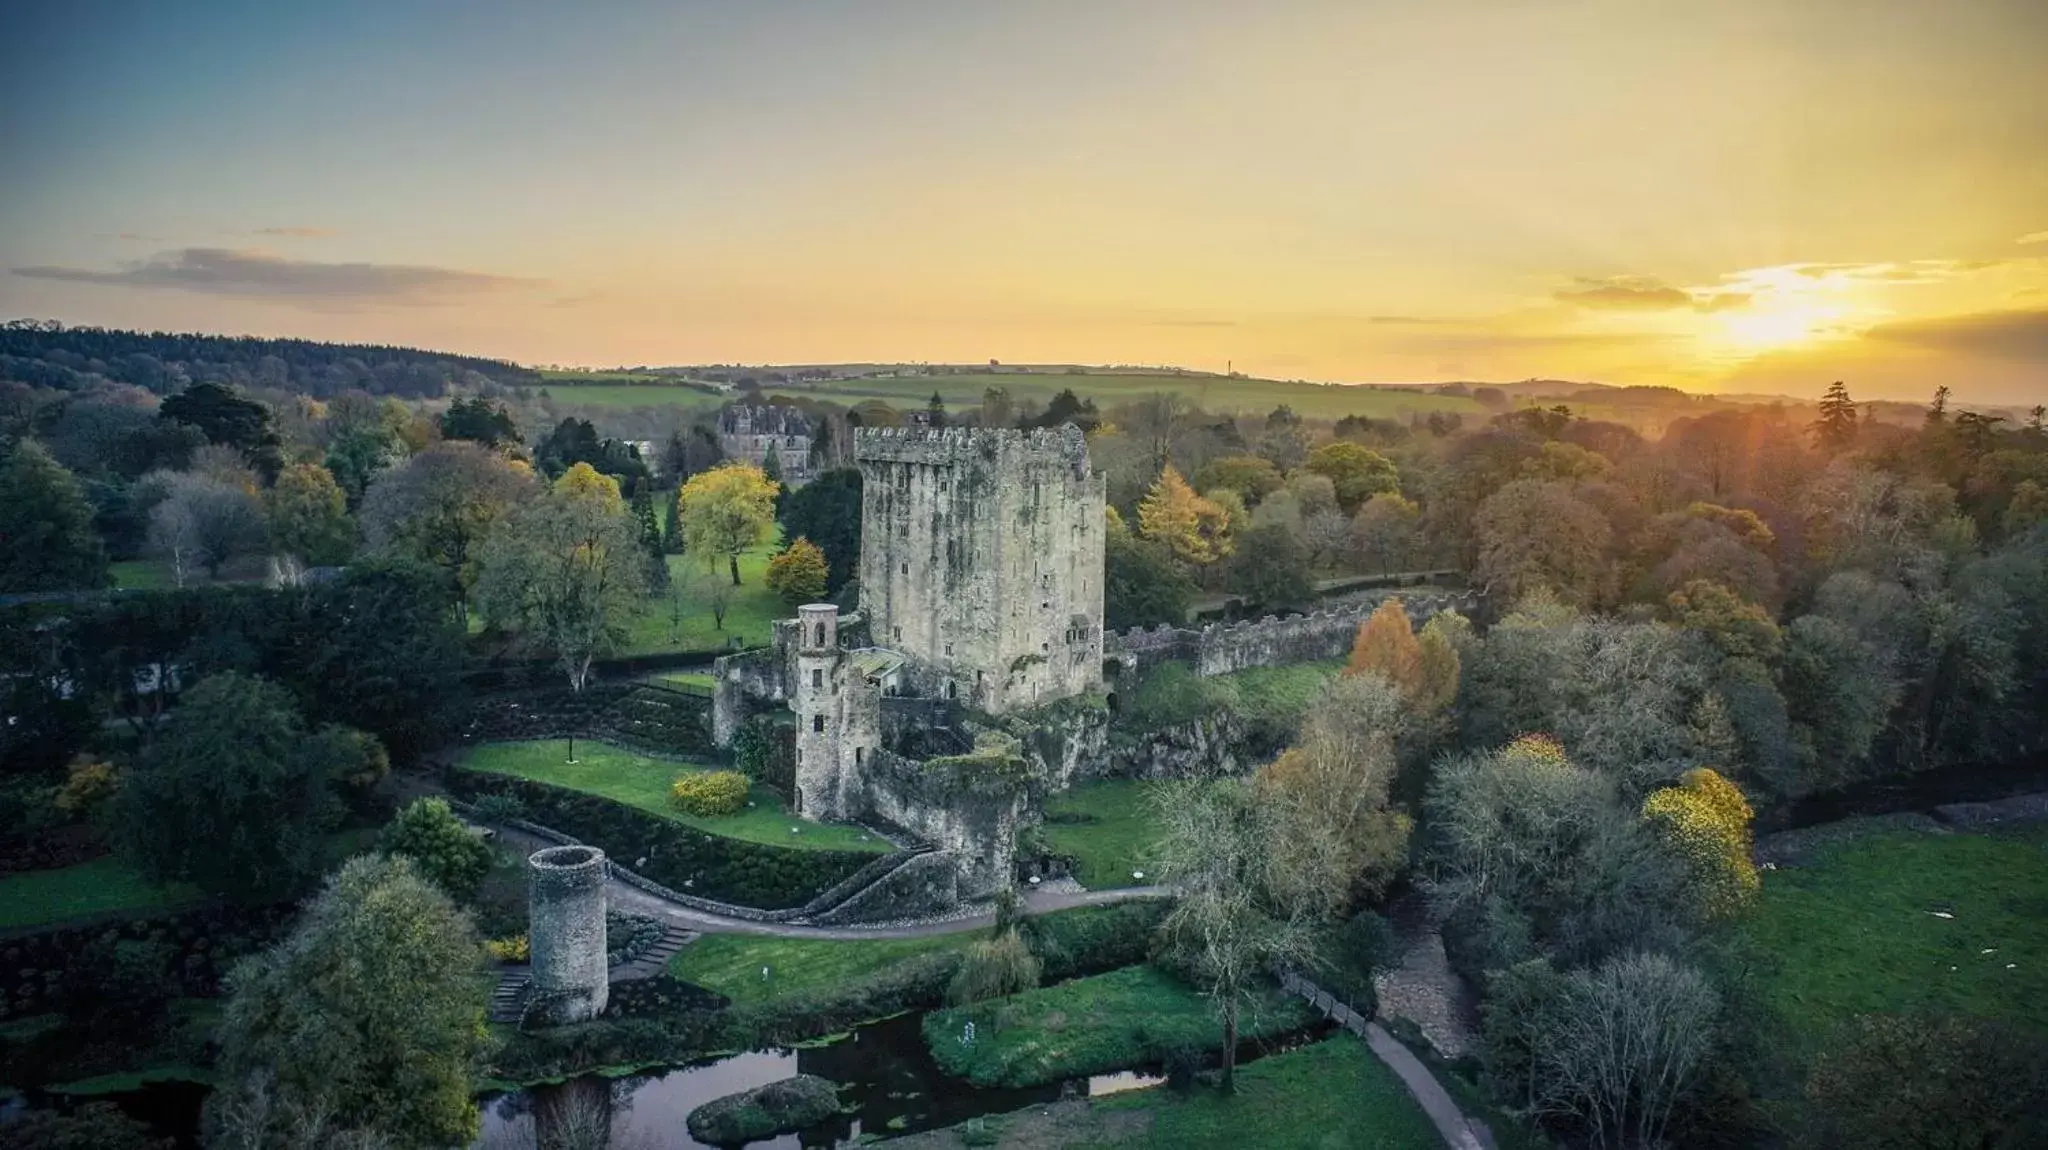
top-left (856, 426), bottom-right (1105, 713)
top-left (806, 851), bottom-right (961, 925)
top-left (855, 742), bottom-right (1025, 896)
top-left (528, 845), bottom-right (609, 1024)
top-left (1105, 589), bottom-right (1483, 684)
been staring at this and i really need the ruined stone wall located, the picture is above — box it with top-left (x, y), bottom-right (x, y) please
top-left (856, 426), bottom-right (1104, 713)
top-left (1105, 589), bottom-right (1483, 683)
top-left (528, 845), bottom-right (609, 1023)
top-left (854, 746), bottom-right (1023, 896)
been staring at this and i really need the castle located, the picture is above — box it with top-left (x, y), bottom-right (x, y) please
top-left (717, 404), bottom-right (815, 487)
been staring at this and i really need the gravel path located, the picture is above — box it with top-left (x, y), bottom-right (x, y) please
top-left (1372, 891), bottom-right (1480, 1060)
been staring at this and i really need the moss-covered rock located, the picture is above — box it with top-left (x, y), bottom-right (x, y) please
top-left (685, 1073), bottom-right (841, 1145)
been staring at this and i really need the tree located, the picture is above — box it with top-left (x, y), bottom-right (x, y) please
top-left (1255, 672), bottom-right (1412, 915)
top-left (1104, 525), bottom-right (1195, 631)
top-left (1780, 613), bottom-right (1897, 792)
top-left (979, 387), bottom-right (1014, 428)
top-left (1257, 405), bottom-right (1311, 471)
top-left (676, 462), bottom-right (779, 586)
top-left (110, 673), bottom-right (343, 902)
top-left (1194, 454), bottom-right (1284, 503)
top-left (1804, 1014), bottom-right (2048, 1150)
top-left (265, 462), bottom-right (356, 573)
top-left (1221, 523), bottom-right (1311, 608)
top-left (159, 381), bottom-right (281, 479)
top-left (1351, 492), bottom-right (1420, 575)
top-left (1811, 381), bottom-right (1859, 453)
top-left (765, 536), bottom-right (830, 607)
top-left (1304, 441), bottom-right (1399, 513)
top-left (1475, 479), bottom-right (1614, 608)
top-left (1483, 953), bottom-right (1720, 1150)
top-left (209, 854), bottom-right (487, 1149)
top-left (1149, 778), bottom-right (1324, 1091)
top-left (437, 396), bottom-right (518, 448)
top-left (1414, 611), bottom-right (1466, 717)
top-left (382, 798), bottom-right (494, 899)
top-left (1640, 767), bottom-right (1758, 920)
top-left (777, 467), bottom-right (863, 592)
top-left (925, 390), bottom-right (948, 427)
top-left (1347, 597), bottom-right (1422, 694)
top-left (1137, 465), bottom-right (1232, 567)
top-left (144, 470), bottom-right (266, 584)
top-left (0, 439), bottom-right (108, 591)
top-left (473, 464), bottom-right (650, 691)
top-left (360, 441), bottom-right (538, 616)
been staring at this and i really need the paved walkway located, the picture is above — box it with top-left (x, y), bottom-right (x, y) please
top-left (489, 822), bottom-right (1168, 940)
top-left (1280, 971), bottom-right (1491, 1150)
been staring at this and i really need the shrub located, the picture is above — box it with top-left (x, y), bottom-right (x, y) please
top-left (1804, 1013), bottom-right (2048, 1150)
top-left (947, 929), bottom-right (1043, 1005)
top-left (485, 934), bottom-right (530, 963)
top-left (381, 797), bottom-right (495, 899)
top-left (53, 759), bottom-right (117, 818)
top-left (670, 770), bottom-right (750, 817)
top-left (470, 793), bottom-right (528, 824)
top-left (687, 1073), bottom-right (842, 1145)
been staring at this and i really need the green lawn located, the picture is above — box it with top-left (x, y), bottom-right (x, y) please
top-left (1741, 824), bottom-right (2048, 1057)
top-left (924, 964), bottom-right (1316, 1089)
top-left (0, 855), bottom-right (203, 928)
top-left (460, 739), bottom-right (889, 853)
top-left (618, 547), bottom-right (788, 656)
top-left (1043, 780), bottom-right (1164, 889)
top-left (667, 930), bottom-right (969, 1006)
top-left (108, 559), bottom-right (176, 589)
top-left (650, 670), bottom-right (717, 694)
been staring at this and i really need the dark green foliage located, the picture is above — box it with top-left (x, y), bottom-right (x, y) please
top-left (438, 396), bottom-right (519, 447)
top-left (111, 673), bottom-right (343, 903)
top-left (686, 1074), bottom-right (842, 1145)
top-left (0, 1101), bottom-right (171, 1150)
top-left (1804, 1014), bottom-right (2048, 1150)
top-left (1222, 522), bottom-right (1313, 608)
top-left (382, 797), bottom-right (495, 899)
top-left (0, 439), bottom-right (109, 592)
top-left (1312, 910), bottom-right (1396, 1018)
top-left (776, 467), bottom-right (863, 593)
top-left (1021, 897), bottom-right (1171, 981)
top-left (444, 769), bottom-right (870, 909)
top-left (1104, 529), bottom-right (1195, 631)
top-left (534, 416), bottom-right (650, 489)
top-left (1023, 387), bottom-right (1100, 431)
top-left (465, 683), bottom-right (714, 758)
top-left (157, 381), bottom-right (281, 479)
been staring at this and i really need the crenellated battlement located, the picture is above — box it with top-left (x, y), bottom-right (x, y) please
top-left (1105, 589), bottom-right (1483, 678)
top-left (854, 424), bottom-right (1092, 476)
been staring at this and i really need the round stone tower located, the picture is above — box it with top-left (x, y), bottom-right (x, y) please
top-left (527, 845), bottom-right (608, 1023)
top-left (793, 603), bottom-right (840, 819)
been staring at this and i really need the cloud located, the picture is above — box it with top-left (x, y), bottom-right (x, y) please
top-left (1861, 308), bottom-right (2048, 363)
top-left (1692, 292), bottom-right (1751, 313)
top-left (2018, 230), bottom-right (2048, 245)
top-left (1554, 276), bottom-right (1693, 310)
top-left (12, 247), bottom-right (539, 304)
top-left (252, 225), bottom-right (338, 238)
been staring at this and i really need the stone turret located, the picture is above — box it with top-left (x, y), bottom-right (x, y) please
top-left (528, 845), bottom-right (608, 1022)
top-left (792, 603), bottom-right (844, 818)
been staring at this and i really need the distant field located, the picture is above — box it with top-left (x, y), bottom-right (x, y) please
top-left (530, 369), bottom-right (1481, 421)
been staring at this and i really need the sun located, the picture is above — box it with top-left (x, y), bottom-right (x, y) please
top-left (1702, 285), bottom-right (1863, 359)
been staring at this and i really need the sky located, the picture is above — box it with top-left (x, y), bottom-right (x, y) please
top-left (2, 0), bottom-right (2045, 404)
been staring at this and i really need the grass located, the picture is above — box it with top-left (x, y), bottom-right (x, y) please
top-left (618, 546), bottom-right (788, 656)
top-left (0, 855), bottom-right (204, 928)
top-left (667, 930), bottom-right (969, 1006)
top-left (1740, 823), bottom-right (2048, 1058)
top-left (108, 558), bottom-right (175, 589)
top-left (1043, 780), bottom-right (1165, 889)
top-left (924, 964), bottom-right (1316, 1089)
top-left (460, 739), bottom-right (890, 853)
top-left (652, 670), bottom-right (717, 694)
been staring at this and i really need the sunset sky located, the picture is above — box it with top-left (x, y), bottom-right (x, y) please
top-left (3, 0), bottom-right (2044, 403)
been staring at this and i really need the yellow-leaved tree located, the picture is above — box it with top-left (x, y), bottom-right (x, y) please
top-left (675, 462), bottom-right (779, 586)
top-left (1413, 610), bottom-right (1466, 717)
top-left (1346, 597), bottom-right (1421, 694)
top-left (765, 536), bottom-right (830, 607)
top-left (1642, 767), bottom-right (1759, 920)
top-left (1137, 465), bottom-right (1232, 567)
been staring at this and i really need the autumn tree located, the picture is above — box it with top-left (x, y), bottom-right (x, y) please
top-left (765, 536), bottom-right (830, 607)
top-left (265, 461), bottom-right (355, 574)
top-left (144, 469), bottom-right (266, 584)
top-left (1137, 464), bottom-right (1231, 567)
top-left (1351, 492), bottom-right (1420, 575)
top-left (1641, 767), bottom-right (1759, 920)
top-left (1254, 672), bottom-right (1412, 914)
top-left (1475, 479), bottom-right (1614, 608)
top-left (1304, 441), bottom-right (1399, 513)
top-left (209, 854), bottom-right (487, 1149)
top-left (0, 438), bottom-right (108, 592)
top-left (1414, 610), bottom-right (1466, 717)
top-left (1347, 597), bottom-right (1422, 693)
top-left (360, 441), bottom-right (538, 617)
top-left (676, 462), bottom-right (779, 585)
top-left (473, 463), bottom-right (649, 691)
top-left (777, 467), bottom-right (863, 592)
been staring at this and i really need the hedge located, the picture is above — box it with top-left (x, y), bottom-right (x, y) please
top-left (0, 903), bottom-right (293, 1022)
top-left (445, 769), bottom-right (870, 910)
top-left (464, 684), bottom-right (716, 759)
top-left (670, 771), bottom-right (750, 817)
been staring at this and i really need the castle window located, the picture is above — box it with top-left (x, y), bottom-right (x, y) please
top-left (855, 747), bottom-right (865, 767)
top-left (813, 714), bottom-right (825, 733)
top-left (945, 642), bottom-right (953, 657)
top-left (902, 562), bottom-right (909, 575)
top-left (893, 625), bottom-right (902, 641)
top-left (811, 668), bottom-right (822, 689)
top-left (815, 623), bottom-right (825, 646)
top-left (947, 681), bottom-right (957, 700)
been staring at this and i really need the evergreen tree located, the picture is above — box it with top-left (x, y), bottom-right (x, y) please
top-left (926, 391), bottom-right (948, 427)
top-left (0, 439), bottom-right (109, 592)
top-left (1813, 380), bottom-right (1859, 454)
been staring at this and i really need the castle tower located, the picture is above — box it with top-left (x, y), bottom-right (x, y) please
top-left (527, 845), bottom-right (608, 1022)
top-left (856, 426), bottom-right (1105, 713)
top-left (792, 603), bottom-right (843, 818)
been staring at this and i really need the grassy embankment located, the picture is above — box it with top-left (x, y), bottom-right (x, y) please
top-left (1741, 822), bottom-right (2048, 1057)
top-left (0, 855), bottom-right (203, 929)
top-left (923, 964), bottom-right (1316, 1089)
top-left (461, 739), bottom-right (889, 853)
top-left (899, 1032), bottom-right (1440, 1150)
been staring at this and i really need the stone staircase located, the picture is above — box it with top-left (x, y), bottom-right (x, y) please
top-left (613, 925), bottom-right (696, 980)
top-left (488, 968), bottom-right (530, 1023)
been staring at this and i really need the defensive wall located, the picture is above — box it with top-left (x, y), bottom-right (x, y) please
top-left (1105, 588), bottom-right (1484, 682)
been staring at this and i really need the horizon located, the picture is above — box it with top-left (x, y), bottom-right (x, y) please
top-left (4, 1), bottom-right (2045, 404)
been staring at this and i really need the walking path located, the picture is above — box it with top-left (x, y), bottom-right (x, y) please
top-left (1372, 892), bottom-right (1480, 1059)
top-left (1279, 971), bottom-right (1492, 1150)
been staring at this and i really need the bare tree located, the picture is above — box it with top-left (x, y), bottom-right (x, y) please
top-left (143, 469), bottom-right (265, 584)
